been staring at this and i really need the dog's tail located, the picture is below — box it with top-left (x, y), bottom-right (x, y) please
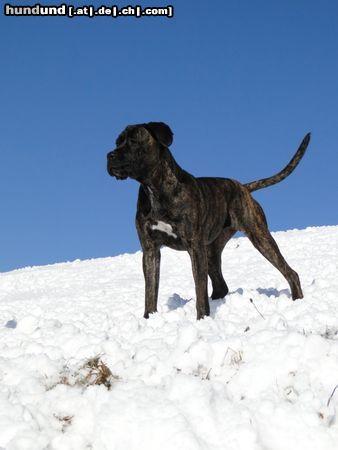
top-left (244, 133), bottom-right (311, 192)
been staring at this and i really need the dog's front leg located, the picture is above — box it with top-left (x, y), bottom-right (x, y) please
top-left (142, 245), bottom-right (161, 318)
top-left (189, 246), bottom-right (210, 320)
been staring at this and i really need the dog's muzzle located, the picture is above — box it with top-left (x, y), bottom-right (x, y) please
top-left (107, 151), bottom-right (129, 180)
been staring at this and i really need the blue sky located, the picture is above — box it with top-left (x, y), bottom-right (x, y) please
top-left (1, 0), bottom-right (337, 272)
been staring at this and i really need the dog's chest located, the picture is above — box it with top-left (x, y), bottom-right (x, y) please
top-left (137, 185), bottom-right (189, 250)
top-left (146, 187), bottom-right (164, 212)
top-left (145, 217), bottom-right (186, 250)
top-left (151, 221), bottom-right (178, 239)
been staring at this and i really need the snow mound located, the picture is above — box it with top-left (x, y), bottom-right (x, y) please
top-left (0, 226), bottom-right (337, 449)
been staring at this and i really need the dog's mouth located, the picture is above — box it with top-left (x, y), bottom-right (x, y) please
top-left (114, 172), bottom-right (128, 180)
top-left (107, 163), bottom-right (129, 180)
top-left (110, 168), bottom-right (129, 180)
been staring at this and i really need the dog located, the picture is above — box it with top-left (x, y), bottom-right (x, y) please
top-left (107, 122), bottom-right (310, 320)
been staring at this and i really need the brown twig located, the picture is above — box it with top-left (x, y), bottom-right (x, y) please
top-left (327, 384), bottom-right (338, 407)
top-left (249, 298), bottom-right (265, 319)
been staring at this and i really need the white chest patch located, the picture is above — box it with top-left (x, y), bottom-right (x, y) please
top-left (151, 221), bottom-right (177, 239)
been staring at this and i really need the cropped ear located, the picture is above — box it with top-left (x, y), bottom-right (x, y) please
top-left (143, 122), bottom-right (173, 147)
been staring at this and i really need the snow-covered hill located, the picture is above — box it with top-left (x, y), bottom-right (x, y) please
top-left (0, 226), bottom-right (337, 450)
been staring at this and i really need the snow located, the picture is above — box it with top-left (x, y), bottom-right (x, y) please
top-left (0, 225), bottom-right (337, 450)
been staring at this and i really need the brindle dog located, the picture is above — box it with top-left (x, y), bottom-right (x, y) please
top-left (107, 122), bottom-right (310, 319)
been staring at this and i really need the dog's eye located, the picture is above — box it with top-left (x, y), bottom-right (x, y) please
top-left (116, 133), bottom-right (126, 146)
top-left (129, 138), bottom-right (138, 146)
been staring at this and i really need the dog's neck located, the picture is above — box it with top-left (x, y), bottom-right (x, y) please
top-left (140, 147), bottom-right (189, 196)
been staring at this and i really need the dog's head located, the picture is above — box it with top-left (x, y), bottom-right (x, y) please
top-left (107, 122), bottom-right (173, 181)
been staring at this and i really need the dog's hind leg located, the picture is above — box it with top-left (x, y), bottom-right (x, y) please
top-left (241, 199), bottom-right (303, 300)
top-left (208, 228), bottom-right (236, 299)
